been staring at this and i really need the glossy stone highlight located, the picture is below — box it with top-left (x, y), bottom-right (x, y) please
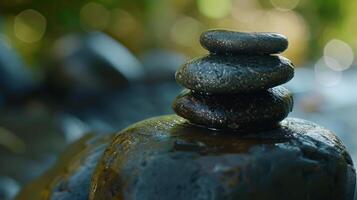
top-left (172, 86), bottom-right (293, 130)
top-left (175, 54), bottom-right (294, 93)
top-left (200, 30), bottom-right (288, 55)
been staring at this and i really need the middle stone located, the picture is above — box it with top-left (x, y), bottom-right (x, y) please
top-left (172, 86), bottom-right (293, 130)
top-left (175, 54), bottom-right (294, 93)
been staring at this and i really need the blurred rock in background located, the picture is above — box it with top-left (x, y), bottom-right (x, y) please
top-left (0, 176), bottom-right (19, 200)
top-left (140, 49), bottom-right (186, 82)
top-left (0, 42), bottom-right (37, 102)
top-left (46, 32), bottom-right (144, 97)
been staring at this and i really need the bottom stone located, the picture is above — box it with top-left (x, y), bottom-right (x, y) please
top-left (16, 116), bottom-right (355, 200)
top-left (91, 116), bottom-right (355, 200)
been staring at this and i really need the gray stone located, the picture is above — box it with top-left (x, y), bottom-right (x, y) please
top-left (172, 86), bottom-right (293, 130)
top-left (176, 54), bottom-right (294, 93)
top-left (90, 115), bottom-right (356, 200)
top-left (200, 30), bottom-right (288, 55)
top-left (47, 32), bottom-right (144, 95)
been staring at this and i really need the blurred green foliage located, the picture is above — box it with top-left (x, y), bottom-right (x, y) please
top-left (0, 0), bottom-right (355, 68)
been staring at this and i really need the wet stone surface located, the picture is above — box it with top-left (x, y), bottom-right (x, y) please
top-left (89, 115), bottom-right (356, 200)
top-left (175, 54), bottom-right (294, 93)
top-left (172, 86), bottom-right (293, 130)
top-left (200, 30), bottom-right (288, 55)
top-left (15, 134), bottom-right (111, 200)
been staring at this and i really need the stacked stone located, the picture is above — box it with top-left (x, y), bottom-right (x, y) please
top-left (173, 30), bottom-right (295, 131)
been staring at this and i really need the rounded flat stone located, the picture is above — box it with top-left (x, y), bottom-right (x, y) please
top-left (175, 54), bottom-right (294, 93)
top-left (90, 115), bottom-right (355, 200)
top-left (200, 30), bottom-right (288, 55)
top-left (172, 86), bottom-right (293, 130)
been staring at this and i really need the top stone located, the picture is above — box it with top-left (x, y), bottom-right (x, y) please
top-left (200, 30), bottom-right (288, 55)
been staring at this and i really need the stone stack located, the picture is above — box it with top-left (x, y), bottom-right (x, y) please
top-left (173, 30), bottom-right (294, 131)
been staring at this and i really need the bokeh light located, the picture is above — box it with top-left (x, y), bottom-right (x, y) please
top-left (270, 0), bottom-right (300, 11)
top-left (323, 39), bottom-right (354, 71)
top-left (314, 57), bottom-right (342, 87)
top-left (110, 9), bottom-right (138, 36)
top-left (80, 2), bottom-right (110, 31)
top-left (249, 10), bottom-right (309, 64)
top-left (197, 0), bottom-right (232, 19)
top-left (232, 0), bottom-right (265, 24)
top-left (14, 9), bottom-right (47, 43)
top-left (170, 16), bottom-right (203, 47)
